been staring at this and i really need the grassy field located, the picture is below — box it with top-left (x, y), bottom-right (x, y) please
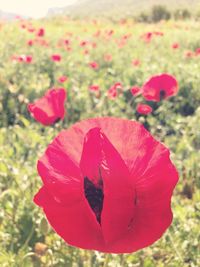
top-left (0, 16), bottom-right (200, 267)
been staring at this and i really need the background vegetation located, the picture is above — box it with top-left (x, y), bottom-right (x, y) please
top-left (0, 5), bottom-right (200, 267)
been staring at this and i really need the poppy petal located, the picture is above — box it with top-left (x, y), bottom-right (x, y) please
top-left (80, 127), bottom-right (135, 244)
top-left (34, 186), bottom-right (104, 250)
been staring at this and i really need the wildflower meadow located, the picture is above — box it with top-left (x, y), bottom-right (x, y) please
top-left (0, 6), bottom-right (200, 267)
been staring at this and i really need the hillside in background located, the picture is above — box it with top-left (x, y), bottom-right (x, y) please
top-left (0, 10), bottom-right (20, 20)
top-left (47, 0), bottom-right (200, 17)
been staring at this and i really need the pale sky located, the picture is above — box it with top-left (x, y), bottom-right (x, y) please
top-left (0, 0), bottom-right (78, 18)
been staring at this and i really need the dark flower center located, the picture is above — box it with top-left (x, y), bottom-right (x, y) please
top-left (160, 90), bottom-right (166, 100)
top-left (84, 177), bottom-right (104, 224)
top-left (54, 118), bottom-right (61, 124)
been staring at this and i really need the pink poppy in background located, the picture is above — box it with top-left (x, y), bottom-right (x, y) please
top-left (113, 82), bottom-right (123, 90)
top-left (28, 27), bottom-right (35, 33)
top-left (92, 42), bottom-right (97, 49)
top-left (132, 59), bottom-right (141, 67)
top-left (172, 43), bottom-right (179, 49)
top-left (107, 86), bottom-right (117, 99)
top-left (107, 83), bottom-right (122, 99)
top-left (89, 85), bottom-right (100, 92)
top-left (142, 73), bottom-right (178, 102)
top-left (104, 54), bottom-right (112, 62)
top-left (28, 88), bottom-right (66, 126)
top-left (80, 40), bottom-right (88, 47)
top-left (184, 50), bottom-right (194, 58)
top-left (153, 31), bottom-right (164, 36)
top-left (130, 86), bottom-right (142, 96)
top-left (64, 39), bottom-right (70, 46)
top-left (51, 54), bottom-right (62, 62)
top-left (93, 30), bottom-right (101, 37)
top-left (12, 55), bottom-right (32, 63)
top-left (58, 76), bottom-right (68, 83)
top-left (35, 38), bottom-right (49, 47)
top-left (37, 28), bottom-right (45, 37)
top-left (12, 55), bottom-right (22, 62)
top-left (25, 55), bottom-right (33, 63)
top-left (122, 34), bottom-right (131, 40)
top-left (83, 49), bottom-right (89, 55)
top-left (107, 29), bottom-right (114, 36)
top-left (142, 32), bottom-right (153, 43)
top-left (27, 40), bottom-right (34, 46)
top-left (136, 103), bottom-right (152, 115)
top-left (21, 23), bottom-right (26, 29)
top-left (195, 48), bottom-right (200, 56)
top-left (89, 61), bottom-right (99, 70)
top-left (34, 117), bottom-right (178, 253)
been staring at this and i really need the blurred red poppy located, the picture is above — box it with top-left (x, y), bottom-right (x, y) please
top-left (104, 54), bottom-right (112, 62)
top-left (12, 55), bottom-right (32, 63)
top-left (130, 86), bottom-right (142, 96)
top-left (25, 55), bottom-right (33, 63)
top-left (142, 73), bottom-right (178, 102)
top-left (172, 43), bottom-right (179, 49)
top-left (28, 88), bottom-right (66, 126)
top-left (195, 48), bottom-right (200, 56)
top-left (137, 103), bottom-right (152, 115)
top-left (132, 59), bottom-right (140, 67)
top-left (185, 50), bottom-right (194, 58)
top-left (89, 85), bottom-right (100, 92)
top-left (27, 40), bottom-right (34, 46)
top-left (107, 86), bottom-right (117, 99)
top-left (80, 40), bottom-right (88, 47)
top-left (142, 32), bottom-right (153, 43)
top-left (58, 76), bottom-right (68, 83)
top-left (89, 61), bottom-right (99, 70)
top-left (37, 28), bottom-right (45, 37)
top-left (34, 117), bottom-right (178, 253)
top-left (51, 54), bottom-right (62, 62)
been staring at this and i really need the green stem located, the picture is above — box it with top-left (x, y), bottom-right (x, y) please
top-left (168, 230), bottom-right (184, 264)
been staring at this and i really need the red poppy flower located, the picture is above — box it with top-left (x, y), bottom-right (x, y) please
top-left (89, 61), bottom-right (99, 70)
top-left (89, 85), bottom-right (100, 92)
top-left (104, 54), bottom-right (112, 62)
top-left (107, 29), bottom-right (114, 36)
top-left (142, 73), bottom-right (178, 102)
top-left (28, 88), bottom-right (66, 126)
top-left (132, 59), bottom-right (140, 67)
top-left (37, 28), bottom-right (45, 37)
top-left (51, 54), bottom-right (62, 62)
top-left (172, 43), bottom-right (179, 49)
top-left (185, 50), bottom-right (194, 58)
top-left (12, 55), bottom-right (32, 63)
top-left (153, 31), bottom-right (164, 36)
top-left (113, 82), bottom-right (123, 90)
top-left (130, 86), bottom-right (142, 97)
top-left (64, 39), bottom-right (70, 46)
top-left (34, 117), bottom-right (178, 253)
top-left (83, 49), bottom-right (89, 55)
top-left (21, 23), bottom-right (26, 29)
top-left (58, 76), bottom-right (68, 83)
top-left (28, 27), bottom-right (35, 33)
top-left (80, 40), bottom-right (88, 47)
top-left (27, 40), bottom-right (34, 46)
top-left (25, 55), bottom-right (33, 63)
top-left (136, 103), bottom-right (152, 115)
top-left (195, 47), bottom-right (200, 56)
top-left (107, 86), bottom-right (117, 99)
top-left (141, 32), bottom-right (153, 43)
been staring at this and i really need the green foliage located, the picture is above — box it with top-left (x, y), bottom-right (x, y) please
top-left (0, 17), bottom-right (200, 266)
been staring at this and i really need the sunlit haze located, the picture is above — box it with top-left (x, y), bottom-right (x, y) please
top-left (0, 0), bottom-right (78, 18)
